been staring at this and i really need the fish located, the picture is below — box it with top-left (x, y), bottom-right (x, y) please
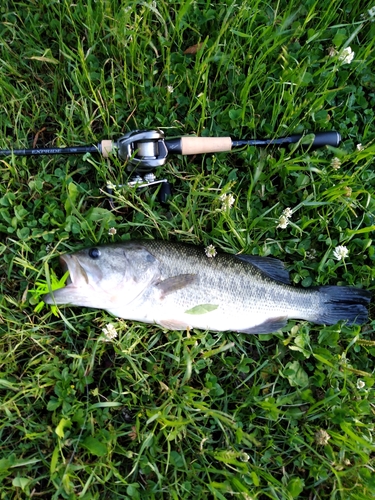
top-left (43, 240), bottom-right (371, 334)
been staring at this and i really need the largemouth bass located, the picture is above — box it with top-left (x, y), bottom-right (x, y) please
top-left (44, 241), bottom-right (371, 334)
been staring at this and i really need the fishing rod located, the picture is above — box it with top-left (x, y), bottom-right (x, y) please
top-left (0, 129), bottom-right (341, 203)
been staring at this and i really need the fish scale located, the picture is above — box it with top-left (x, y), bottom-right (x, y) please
top-left (143, 242), bottom-right (311, 314)
top-left (44, 240), bottom-right (371, 334)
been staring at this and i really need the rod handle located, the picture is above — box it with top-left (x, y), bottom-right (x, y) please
top-left (100, 140), bottom-right (114, 158)
top-left (180, 136), bottom-right (232, 155)
top-left (290, 131), bottom-right (341, 147)
top-left (313, 131), bottom-right (341, 147)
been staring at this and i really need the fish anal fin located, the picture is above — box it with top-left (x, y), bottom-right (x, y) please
top-left (158, 319), bottom-right (191, 330)
top-left (238, 316), bottom-right (288, 335)
top-left (235, 255), bottom-right (290, 284)
top-left (156, 274), bottom-right (197, 298)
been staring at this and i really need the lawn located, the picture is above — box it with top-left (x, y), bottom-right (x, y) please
top-left (0, 0), bottom-right (375, 498)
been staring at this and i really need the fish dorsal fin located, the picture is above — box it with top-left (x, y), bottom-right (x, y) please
top-left (235, 254), bottom-right (290, 284)
top-left (155, 274), bottom-right (198, 298)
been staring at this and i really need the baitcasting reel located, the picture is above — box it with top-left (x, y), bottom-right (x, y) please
top-left (103, 129), bottom-right (172, 204)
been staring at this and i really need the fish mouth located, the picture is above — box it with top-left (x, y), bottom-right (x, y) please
top-left (59, 255), bottom-right (72, 284)
top-left (59, 254), bottom-right (89, 286)
top-left (43, 254), bottom-right (90, 305)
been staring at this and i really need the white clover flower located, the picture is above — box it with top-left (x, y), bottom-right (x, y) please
top-left (357, 379), bottom-right (366, 390)
top-left (108, 227), bottom-right (117, 235)
top-left (368, 6), bottom-right (375, 19)
top-left (306, 249), bottom-right (317, 261)
top-left (101, 323), bottom-right (118, 341)
top-left (167, 85), bottom-right (174, 93)
top-left (282, 207), bottom-right (293, 218)
top-left (277, 215), bottom-right (289, 229)
top-left (338, 47), bottom-right (355, 64)
top-left (331, 157), bottom-right (341, 170)
top-left (315, 429), bottom-right (331, 446)
top-left (333, 245), bottom-right (349, 261)
top-left (276, 207), bottom-right (293, 229)
top-left (219, 193), bottom-right (235, 210)
top-left (356, 143), bottom-right (364, 151)
top-left (205, 244), bottom-right (217, 258)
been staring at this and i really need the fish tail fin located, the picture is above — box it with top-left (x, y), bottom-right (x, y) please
top-left (315, 286), bottom-right (371, 326)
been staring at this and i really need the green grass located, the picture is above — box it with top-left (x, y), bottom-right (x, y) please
top-left (1, 0), bottom-right (375, 498)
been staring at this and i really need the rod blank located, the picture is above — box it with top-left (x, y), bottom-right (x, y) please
top-left (0, 145), bottom-right (99, 156)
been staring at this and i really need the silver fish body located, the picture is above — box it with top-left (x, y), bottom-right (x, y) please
top-left (44, 241), bottom-right (371, 334)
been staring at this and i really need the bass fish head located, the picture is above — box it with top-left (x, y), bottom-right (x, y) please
top-left (44, 242), bottom-right (161, 309)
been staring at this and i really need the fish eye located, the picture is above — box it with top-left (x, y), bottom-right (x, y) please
top-left (88, 248), bottom-right (101, 259)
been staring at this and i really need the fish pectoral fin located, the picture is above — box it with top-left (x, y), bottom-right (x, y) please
top-left (238, 316), bottom-right (288, 335)
top-left (155, 274), bottom-right (198, 298)
top-left (158, 319), bottom-right (191, 330)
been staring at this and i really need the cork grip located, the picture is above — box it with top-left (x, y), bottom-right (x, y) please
top-left (180, 137), bottom-right (232, 155)
top-left (101, 140), bottom-right (113, 158)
